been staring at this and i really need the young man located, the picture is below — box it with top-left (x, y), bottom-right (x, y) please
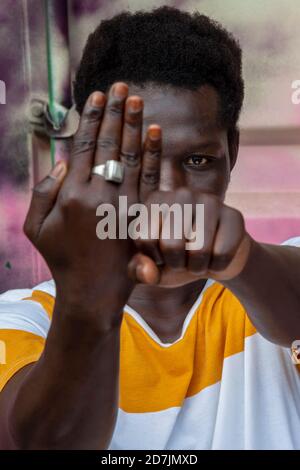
top-left (0, 6), bottom-right (300, 450)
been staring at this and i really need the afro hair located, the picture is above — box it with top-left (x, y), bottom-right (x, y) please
top-left (73, 6), bottom-right (244, 129)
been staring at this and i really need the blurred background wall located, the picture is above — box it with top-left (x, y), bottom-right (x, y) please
top-left (0, 0), bottom-right (300, 291)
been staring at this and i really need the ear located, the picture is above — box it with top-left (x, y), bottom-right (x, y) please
top-left (227, 126), bottom-right (239, 171)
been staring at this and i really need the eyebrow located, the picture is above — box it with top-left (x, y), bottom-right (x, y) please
top-left (177, 134), bottom-right (223, 152)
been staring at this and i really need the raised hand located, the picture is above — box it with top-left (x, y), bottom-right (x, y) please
top-left (130, 125), bottom-right (253, 287)
top-left (23, 82), bottom-right (161, 326)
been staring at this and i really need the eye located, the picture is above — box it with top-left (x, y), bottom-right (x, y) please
top-left (184, 154), bottom-right (211, 169)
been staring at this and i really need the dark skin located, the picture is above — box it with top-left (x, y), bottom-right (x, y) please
top-left (0, 81), bottom-right (299, 449)
top-left (126, 84), bottom-right (239, 342)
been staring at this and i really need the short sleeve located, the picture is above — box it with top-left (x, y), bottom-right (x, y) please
top-left (0, 280), bottom-right (55, 392)
top-left (281, 236), bottom-right (300, 247)
top-left (279, 237), bottom-right (300, 372)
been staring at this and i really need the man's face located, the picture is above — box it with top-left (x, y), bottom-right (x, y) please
top-left (128, 83), bottom-right (235, 202)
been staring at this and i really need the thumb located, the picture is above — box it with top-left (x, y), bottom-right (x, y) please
top-left (128, 252), bottom-right (161, 285)
top-left (23, 160), bottom-right (67, 243)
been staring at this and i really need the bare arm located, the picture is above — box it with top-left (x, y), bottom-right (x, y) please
top-left (134, 187), bottom-right (300, 348)
top-left (223, 240), bottom-right (300, 347)
top-left (0, 82), bottom-right (161, 449)
top-left (0, 302), bottom-right (122, 450)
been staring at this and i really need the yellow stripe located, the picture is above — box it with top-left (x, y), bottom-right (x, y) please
top-left (0, 329), bottom-right (45, 392)
top-left (119, 283), bottom-right (256, 413)
top-left (23, 290), bottom-right (55, 319)
top-left (18, 284), bottom-right (257, 413)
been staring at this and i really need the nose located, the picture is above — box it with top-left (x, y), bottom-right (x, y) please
top-left (158, 160), bottom-right (183, 192)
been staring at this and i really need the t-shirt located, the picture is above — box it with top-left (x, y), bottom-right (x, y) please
top-left (0, 237), bottom-right (300, 450)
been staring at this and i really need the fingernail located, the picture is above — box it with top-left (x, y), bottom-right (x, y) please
top-left (129, 97), bottom-right (143, 112)
top-left (90, 92), bottom-right (105, 107)
top-left (50, 161), bottom-right (65, 178)
top-left (113, 82), bottom-right (128, 98)
top-left (149, 126), bottom-right (161, 140)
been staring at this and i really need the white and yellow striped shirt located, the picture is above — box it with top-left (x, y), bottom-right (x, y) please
top-left (0, 237), bottom-right (300, 450)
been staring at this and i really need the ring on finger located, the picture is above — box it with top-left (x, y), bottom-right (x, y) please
top-left (92, 160), bottom-right (124, 183)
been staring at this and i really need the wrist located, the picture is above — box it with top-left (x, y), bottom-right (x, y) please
top-left (212, 232), bottom-right (255, 283)
top-left (221, 235), bottom-right (260, 287)
top-left (51, 288), bottom-right (127, 336)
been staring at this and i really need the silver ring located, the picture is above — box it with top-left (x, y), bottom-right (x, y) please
top-left (91, 160), bottom-right (124, 183)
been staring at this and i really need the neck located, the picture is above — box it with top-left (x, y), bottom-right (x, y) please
top-left (127, 278), bottom-right (207, 343)
top-left (128, 279), bottom-right (206, 315)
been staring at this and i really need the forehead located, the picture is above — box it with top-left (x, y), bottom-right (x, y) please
top-left (127, 83), bottom-right (221, 138)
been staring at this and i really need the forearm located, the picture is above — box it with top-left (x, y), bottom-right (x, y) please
top-left (223, 240), bottom-right (300, 347)
top-left (5, 295), bottom-right (124, 450)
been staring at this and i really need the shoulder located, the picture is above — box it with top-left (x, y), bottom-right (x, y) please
top-left (0, 279), bottom-right (55, 392)
top-left (0, 279), bottom-right (56, 337)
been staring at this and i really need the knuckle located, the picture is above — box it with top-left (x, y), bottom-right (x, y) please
top-left (147, 150), bottom-right (160, 160)
top-left (212, 253), bottom-right (233, 270)
top-left (189, 250), bottom-right (210, 262)
top-left (166, 249), bottom-right (184, 261)
top-left (139, 238), bottom-right (156, 248)
top-left (125, 113), bottom-right (142, 128)
top-left (83, 106), bottom-right (103, 121)
top-left (188, 252), bottom-right (210, 273)
top-left (97, 137), bottom-right (119, 151)
top-left (144, 154), bottom-right (160, 170)
top-left (59, 189), bottom-right (81, 211)
top-left (72, 138), bottom-right (95, 155)
top-left (120, 150), bottom-right (140, 167)
top-left (159, 238), bottom-right (183, 253)
top-left (107, 102), bottom-right (123, 117)
top-left (141, 170), bottom-right (159, 186)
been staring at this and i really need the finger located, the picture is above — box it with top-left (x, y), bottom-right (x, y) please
top-left (23, 160), bottom-right (67, 243)
top-left (135, 238), bottom-right (164, 267)
top-left (159, 207), bottom-right (186, 269)
top-left (68, 91), bottom-right (106, 182)
top-left (128, 252), bottom-right (160, 285)
top-left (208, 206), bottom-right (246, 275)
top-left (139, 125), bottom-right (161, 202)
top-left (93, 82), bottom-right (128, 166)
top-left (187, 196), bottom-right (220, 274)
top-left (157, 188), bottom-right (193, 269)
top-left (120, 95), bottom-right (143, 191)
top-left (133, 198), bottom-right (164, 266)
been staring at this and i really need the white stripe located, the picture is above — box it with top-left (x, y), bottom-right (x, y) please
top-left (31, 279), bottom-right (56, 297)
top-left (109, 333), bottom-right (300, 450)
top-left (0, 280), bottom-right (54, 337)
top-left (281, 236), bottom-right (300, 247)
top-left (0, 288), bottom-right (33, 301)
top-left (109, 404), bottom-right (182, 450)
top-left (0, 300), bottom-right (50, 338)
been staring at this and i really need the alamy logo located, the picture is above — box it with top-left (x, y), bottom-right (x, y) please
top-left (0, 340), bottom-right (6, 364)
top-left (96, 196), bottom-right (205, 250)
top-left (0, 80), bottom-right (6, 104)
top-left (291, 80), bottom-right (300, 104)
top-left (291, 340), bottom-right (300, 364)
